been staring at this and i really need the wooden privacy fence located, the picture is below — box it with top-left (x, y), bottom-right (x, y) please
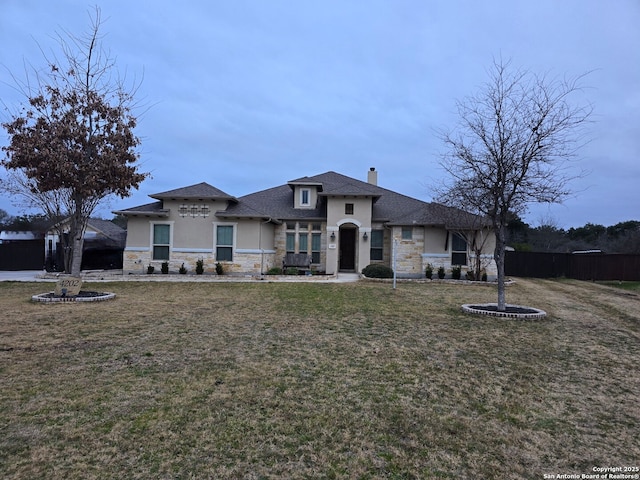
top-left (505, 251), bottom-right (640, 281)
top-left (0, 240), bottom-right (45, 270)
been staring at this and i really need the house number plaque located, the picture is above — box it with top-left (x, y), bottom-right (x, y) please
top-left (54, 277), bottom-right (83, 296)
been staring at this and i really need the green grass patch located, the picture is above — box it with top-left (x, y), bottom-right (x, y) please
top-left (597, 280), bottom-right (640, 292)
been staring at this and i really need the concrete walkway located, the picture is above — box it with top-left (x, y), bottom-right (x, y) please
top-left (0, 270), bottom-right (362, 283)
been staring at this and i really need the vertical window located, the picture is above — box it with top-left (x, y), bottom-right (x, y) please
top-left (451, 233), bottom-right (468, 266)
top-left (299, 233), bottom-right (308, 253)
top-left (370, 229), bottom-right (383, 261)
top-left (286, 233), bottom-right (295, 254)
top-left (153, 224), bottom-right (170, 260)
top-left (345, 203), bottom-right (354, 215)
top-left (311, 233), bottom-right (321, 263)
top-left (401, 227), bottom-right (412, 240)
top-left (301, 188), bottom-right (310, 206)
top-left (216, 225), bottom-right (233, 261)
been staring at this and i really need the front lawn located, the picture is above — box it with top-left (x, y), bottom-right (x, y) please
top-left (1, 278), bottom-right (638, 478)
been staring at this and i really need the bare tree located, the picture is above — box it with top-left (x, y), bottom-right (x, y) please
top-left (438, 59), bottom-right (592, 310)
top-left (1, 8), bottom-right (148, 275)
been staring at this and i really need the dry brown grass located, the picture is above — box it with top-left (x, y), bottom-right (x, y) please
top-left (1, 278), bottom-right (638, 479)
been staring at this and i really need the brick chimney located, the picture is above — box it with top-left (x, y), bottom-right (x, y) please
top-left (367, 167), bottom-right (378, 186)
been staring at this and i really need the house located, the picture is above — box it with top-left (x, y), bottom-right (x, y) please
top-left (114, 169), bottom-right (496, 277)
top-left (45, 218), bottom-right (126, 271)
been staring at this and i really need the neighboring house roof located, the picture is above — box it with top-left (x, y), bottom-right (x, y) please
top-left (150, 182), bottom-right (237, 202)
top-left (86, 218), bottom-right (125, 239)
top-left (117, 171), bottom-right (485, 228)
top-left (46, 217), bottom-right (127, 249)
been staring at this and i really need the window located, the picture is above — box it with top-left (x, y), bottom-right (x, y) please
top-left (286, 233), bottom-right (295, 254)
top-left (451, 233), bottom-right (468, 266)
top-left (401, 227), bottom-right (412, 240)
top-left (216, 225), bottom-right (234, 261)
top-left (300, 188), bottom-right (310, 206)
top-left (153, 224), bottom-right (170, 260)
top-left (299, 233), bottom-right (308, 253)
top-left (311, 233), bottom-right (321, 263)
top-left (345, 203), bottom-right (354, 215)
top-left (370, 230), bottom-right (383, 261)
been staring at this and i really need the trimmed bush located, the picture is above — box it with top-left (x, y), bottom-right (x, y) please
top-left (362, 264), bottom-right (394, 279)
top-left (452, 265), bottom-right (462, 280)
top-left (425, 263), bottom-right (434, 279)
top-left (266, 267), bottom-right (283, 275)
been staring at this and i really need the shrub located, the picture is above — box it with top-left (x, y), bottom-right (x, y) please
top-left (437, 266), bottom-right (446, 279)
top-left (161, 261), bottom-right (169, 274)
top-left (215, 262), bottom-right (224, 275)
top-left (362, 264), bottom-right (394, 279)
top-left (466, 269), bottom-right (475, 281)
top-left (266, 267), bottom-right (282, 275)
top-left (179, 263), bottom-right (187, 274)
top-left (482, 270), bottom-right (488, 282)
top-left (452, 265), bottom-right (462, 280)
top-left (146, 264), bottom-right (155, 274)
top-left (196, 259), bottom-right (204, 275)
top-left (285, 267), bottom-right (299, 275)
top-left (425, 263), bottom-right (434, 279)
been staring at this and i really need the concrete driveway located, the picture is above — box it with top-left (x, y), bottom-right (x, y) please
top-left (0, 270), bottom-right (54, 282)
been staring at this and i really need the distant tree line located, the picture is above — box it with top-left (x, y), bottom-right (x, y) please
top-left (506, 217), bottom-right (640, 254)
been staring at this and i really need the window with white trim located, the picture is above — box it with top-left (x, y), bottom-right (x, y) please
top-left (451, 233), bottom-right (468, 266)
top-left (300, 188), bottom-right (310, 206)
top-left (216, 225), bottom-right (234, 261)
top-left (370, 229), bottom-right (383, 261)
top-left (153, 224), bottom-right (170, 260)
top-left (401, 227), bottom-right (412, 240)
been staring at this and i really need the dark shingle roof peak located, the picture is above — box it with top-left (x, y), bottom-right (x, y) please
top-left (150, 182), bottom-right (236, 201)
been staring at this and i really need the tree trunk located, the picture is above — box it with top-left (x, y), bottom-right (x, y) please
top-left (70, 231), bottom-right (84, 277)
top-left (69, 200), bottom-right (87, 277)
top-left (494, 225), bottom-right (507, 311)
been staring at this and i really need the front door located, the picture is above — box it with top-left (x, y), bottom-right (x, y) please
top-left (339, 228), bottom-right (356, 271)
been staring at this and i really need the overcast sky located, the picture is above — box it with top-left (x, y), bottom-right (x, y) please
top-left (1, 0), bottom-right (638, 228)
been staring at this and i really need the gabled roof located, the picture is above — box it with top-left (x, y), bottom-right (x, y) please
top-left (150, 182), bottom-right (237, 202)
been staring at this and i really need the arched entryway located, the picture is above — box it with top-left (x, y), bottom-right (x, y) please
top-left (339, 225), bottom-right (357, 271)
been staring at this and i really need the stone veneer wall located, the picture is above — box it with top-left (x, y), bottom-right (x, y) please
top-left (123, 249), bottom-right (276, 275)
top-left (421, 253), bottom-right (497, 279)
top-left (393, 227), bottom-right (426, 277)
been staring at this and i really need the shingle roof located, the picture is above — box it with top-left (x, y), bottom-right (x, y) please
top-left (87, 218), bottom-right (125, 238)
top-left (150, 182), bottom-right (236, 201)
top-left (118, 171), bottom-right (484, 228)
top-left (113, 201), bottom-right (169, 217)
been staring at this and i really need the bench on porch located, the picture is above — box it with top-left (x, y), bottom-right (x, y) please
top-left (282, 253), bottom-right (312, 274)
